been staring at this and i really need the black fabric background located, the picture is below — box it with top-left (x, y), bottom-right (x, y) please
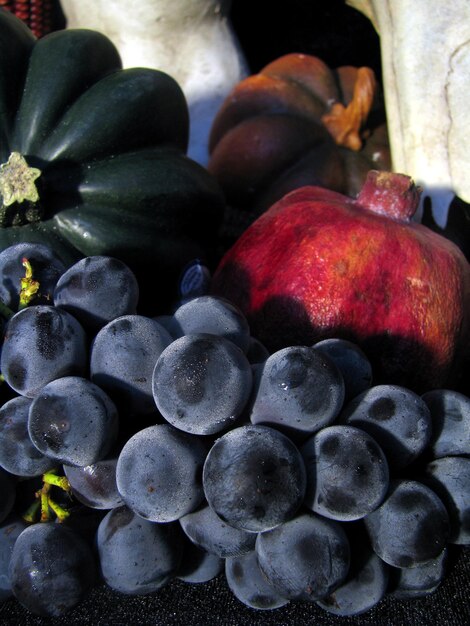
top-left (0, 547), bottom-right (469, 625)
top-left (230, 0), bottom-right (382, 78)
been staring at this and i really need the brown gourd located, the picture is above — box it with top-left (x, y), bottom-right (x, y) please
top-left (208, 52), bottom-right (390, 249)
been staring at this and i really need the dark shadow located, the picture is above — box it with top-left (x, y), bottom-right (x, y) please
top-left (230, 0), bottom-right (382, 81)
top-left (23, 154), bottom-right (226, 316)
top-left (211, 261), bottom-right (468, 395)
top-left (422, 195), bottom-right (470, 262)
top-left (29, 156), bottom-right (84, 218)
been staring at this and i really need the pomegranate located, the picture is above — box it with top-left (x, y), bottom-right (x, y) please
top-left (211, 171), bottom-right (470, 392)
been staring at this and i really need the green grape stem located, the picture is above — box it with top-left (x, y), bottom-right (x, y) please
top-left (43, 470), bottom-right (72, 492)
top-left (22, 470), bottom-right (73, 524)
top-left (19, 257), bottom-right (40, 308)
top-left (0, 299), bottom-right (14, 321)
top-left (0, 256), bottom-right (41, 323)
top-left (22, 500), bottom-right (40, 524)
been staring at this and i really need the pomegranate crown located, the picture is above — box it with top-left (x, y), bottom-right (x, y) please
top-left (356, 170), bottom-right (422, 222)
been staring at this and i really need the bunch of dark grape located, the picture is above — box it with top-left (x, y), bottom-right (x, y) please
top-left (0, 243), bottom-right (469, 618)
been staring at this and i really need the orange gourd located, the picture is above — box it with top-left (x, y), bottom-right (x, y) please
top-left (208, 53), bottom-right (390, 248)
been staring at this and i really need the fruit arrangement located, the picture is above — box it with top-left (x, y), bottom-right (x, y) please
top-left (0, 5), bottom-right (469, 625)
top-left (0, 242), bottom-right (469, 620)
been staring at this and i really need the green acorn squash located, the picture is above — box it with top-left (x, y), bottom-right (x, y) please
top-left (0, 9), bottom-right (225, 312)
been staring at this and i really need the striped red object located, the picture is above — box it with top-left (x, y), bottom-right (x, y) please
top-left (1, 0), bottom-right (57, 38)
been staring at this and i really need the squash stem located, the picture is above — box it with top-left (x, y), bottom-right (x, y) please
top-left (321, 67), bottom-right (377, 151)
top-left (0, 152), bottom-right (41, 206)
top-left (0, 152), bottom-right (43, 226)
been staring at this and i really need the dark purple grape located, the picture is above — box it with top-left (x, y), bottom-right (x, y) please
top-left (116, 424), bottom-right (207, 522)
top-left (0, 305), bottom-right (88, 397)
top-left (316, 533), bottom-right (389, 616)
top-left (172, 295), bottom-right (251, 353)
top-left (301, 425), bottom-right (389, 521)
top-left (28, 376), bottom-right (119, 467)
top-left (179, 502), bottom-right (256, 558)
top-left (313, 337), bottom-right (373, 402)
top-left (0, 515), bottom-right (28, 602)
top-left (53, 255), bottom-right (139, 333)
top-left (203, 424), bottom-right (306, 532)
top-left (340, 384), bottom-right (432, 471)
top-left (64, 453), bottom-right (123, 510)
top-left (388, 547), bottom-right (448, 599)
top-left (152, 314), bottom-right (182, 339)
top-left (422, 456), bottom-right (470, 545)
top-left (245, 336), bottom-right (270, 364)
top-left (96, 505), bottom-right (183, 595)
top-left (225, 550), bottom-right (290, 610)
top-left (250, 346), bottom-right (345, 440)
top-left (421, 389), bottom-right (470, 458)
top-left (90, 314), bottom-right (172, 416)
top-left (0, 242), bottom-right (66, 311)
top-left (9, 522), bottom-right (97, 617)
top-left (176, 540), bottom-right (223, 584)
top-left (364, 479), bottom-right (450, 567)
top-left (0, 395), bottom-right (53, 477)
top-left (256, 511), bottom-right (350, 601)
top-left (152, 333), bottom-right (253, 435)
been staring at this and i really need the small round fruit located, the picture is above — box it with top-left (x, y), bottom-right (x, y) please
top-left (202, 424), bottom-right (306, 532)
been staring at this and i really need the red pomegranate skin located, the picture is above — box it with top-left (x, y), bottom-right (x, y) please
top-left (211, 173), bottom-right (470, 392)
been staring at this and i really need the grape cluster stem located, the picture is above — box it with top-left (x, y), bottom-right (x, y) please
top-left (23, 469), bottom-right (72, 523)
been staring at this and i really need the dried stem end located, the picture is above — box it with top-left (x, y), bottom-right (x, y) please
top-left (356, 170), bottom-right (422, 222)
top-left (321, 67), bottom-right (377, 151)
